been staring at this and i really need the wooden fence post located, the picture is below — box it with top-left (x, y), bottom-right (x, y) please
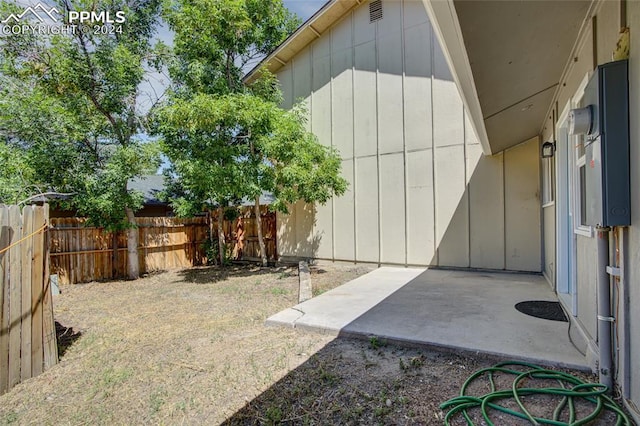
top-left (42, 204), bottom-right (57, 369)
top-left (30, 206), bottom-right (45, 377)
top-left (111, 232), bottom-right (118, 280)
top-left (20, 206), bottom-right (33, 381)
top-left (7, 206), bottom-right (22, 389)
top-left (0, 206), bottom-right (10, 393)
top-left (0, 205), bottom-right (57, 394)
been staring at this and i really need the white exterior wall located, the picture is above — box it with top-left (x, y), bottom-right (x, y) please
top-left (542, 205), bottom-right (555, 284)
top-left (626, 0), bottom-right (640, 413)
top-left (539, 0), bottom-right (640, 414)
top-left (277, 0), bottom-right (541, 272)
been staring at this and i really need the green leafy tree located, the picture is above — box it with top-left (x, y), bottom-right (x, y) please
top-left (158, 0), bottom-right (347, 266)
top-left (0, 0), bottom-right (162, 278)
top-left (0, 141), bottom-right (37, 204)
top-left (163, 0), bottom-right (300, 96)
top-left (155, 94), bottom-right (247, 265)
top-left (158, 0), bottom-right (298, 266)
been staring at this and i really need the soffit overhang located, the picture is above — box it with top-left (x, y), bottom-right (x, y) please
top-left (424, 0), bottom-right (593, 155)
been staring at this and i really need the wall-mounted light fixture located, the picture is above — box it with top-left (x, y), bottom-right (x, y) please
top-left (541, 141), bottom-right (556, 158)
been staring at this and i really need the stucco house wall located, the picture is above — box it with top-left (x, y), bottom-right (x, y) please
top-left (274, 0), bottom-right (541, 271)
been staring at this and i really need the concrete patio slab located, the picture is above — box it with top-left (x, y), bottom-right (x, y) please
top-left (266, 267), bottom-right (589, 371)
top-left (267, 267), bottom-right (426, 333)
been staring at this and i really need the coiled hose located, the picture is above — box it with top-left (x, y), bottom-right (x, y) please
top-left (440, 361), bottom-right (632, 425)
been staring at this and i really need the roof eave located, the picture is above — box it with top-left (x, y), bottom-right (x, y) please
top-left (421, 0), bottom-right (493, 156)
top-left (244, 0), bottom-right (361, 84)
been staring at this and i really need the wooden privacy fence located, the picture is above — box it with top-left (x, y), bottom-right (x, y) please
top-left (49, 217), bottom-right (209, 284)
top-left (0, 204), bottom-right (58, 395)
top-left (49, 206), bottom-right (277, 284)
top-left (212, 206), bottom-right (278, 262)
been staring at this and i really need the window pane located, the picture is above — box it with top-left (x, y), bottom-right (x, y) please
top-left (576, 134), bottom-right (586, 159)
top-left (579, 165), bottom-right (587, 226)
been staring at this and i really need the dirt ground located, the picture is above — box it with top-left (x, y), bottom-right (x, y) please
top-left (0, 263), bottom-right (631, 425)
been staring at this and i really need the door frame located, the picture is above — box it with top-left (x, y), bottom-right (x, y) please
top-left (555, 73), bottom-right (593, 316)
top-left (556, 102), bottom-right (577, 315)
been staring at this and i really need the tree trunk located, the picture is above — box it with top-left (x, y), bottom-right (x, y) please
top-left (254, 196), bottom-right (267, 267)
top-left (125, 207), bottom-right (139, 280)
top-left (112, 231), bottom-right (118, 279)
top-left (208, 209), bottom-right (215, 263)
top-left (217, 206), bottom-right (225, 267)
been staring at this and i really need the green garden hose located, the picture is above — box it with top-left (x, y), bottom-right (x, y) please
top-left (440, 361), bottom-right (632, 426)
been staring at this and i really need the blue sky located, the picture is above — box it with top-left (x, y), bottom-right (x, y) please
top-left (284, 0), bottom-right (326, 20)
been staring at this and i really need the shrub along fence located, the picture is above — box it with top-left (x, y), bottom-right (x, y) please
top-left (49, 206), bottom-right (277, 285)
top-left (0, 204), bottom-right (58, 395)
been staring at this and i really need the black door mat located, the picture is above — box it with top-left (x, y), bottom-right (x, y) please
top-left (515, 300), bottom-right (568, 322)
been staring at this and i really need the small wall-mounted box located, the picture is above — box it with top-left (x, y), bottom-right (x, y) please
top-left (583, 60), bottom-right (630, 227)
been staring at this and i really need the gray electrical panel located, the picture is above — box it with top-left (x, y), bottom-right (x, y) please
top-left (584, 59), bottom-right (630, 227)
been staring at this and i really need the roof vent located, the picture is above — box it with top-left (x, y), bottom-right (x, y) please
top-left (369, 0), bottom-right (383, 23)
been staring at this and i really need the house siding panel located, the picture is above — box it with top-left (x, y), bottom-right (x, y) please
top-left (376, 0), bottom-right (401, 38)
top-left (355, 156), bottom-right (379, 262)
top-left (504, 138), bottom-right (541, 272)
top-left (279, 64), bottom-right (294, 110)
top-left (354, 42), bottom-right (378, 158)
top-left (293, 48), bottom-right (312, 128)
top-left (331, 14), bottom-right (354, 159)
top-left (311, 49), bottom-right (331, 146)
top-left (465, 113), bottom-right (479, 146)
top-left (276, 205), bottom-right (296, 259)
top-left (331, 11), bottom-right (353, 52)
top-left (313, 28), bottom-right (331, 58)
top-left (576, 235), bottom-right (597, 340)
top-left (469, 146), bottom-right (505, 270)
top-left (333, 159), bottom-right (355, 260)
top-left (275, 0), bottom-right (540, 274)
top-left (380, 153), bottom-right (406, 264)
top-left (294, 200), bottom-right (314, 258)
top-left (407, 149), bottom-right (435, 265)
top-left (404, 22), bottom-right (433, 152)
top-left (403, 0), bottom-right (429, 28)
top-left (331, 52), bottom-right (354, 159)
top-left (596, 3), bottom-right (619, 66)
top-left (435, 144), bottom-right (469, 267)
top-left (542, 205), bottom-right (555, 284)
top-left (313, 199), bottom-right (333, 259)
top-left (377, 32), bottom-right (404, 155)
top-left (352, 0), bottom-right (375, 45)
top-left (433, 41), bottom-right (463, 148)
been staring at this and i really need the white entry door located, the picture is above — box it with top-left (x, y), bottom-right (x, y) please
top-left (556, 75), bottom-right (593, 316)
top-left (555, 109), bottom-right (577, 315)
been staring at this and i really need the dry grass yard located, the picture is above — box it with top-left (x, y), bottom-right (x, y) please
top-left (0, 263), bottom-right (628, 425)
